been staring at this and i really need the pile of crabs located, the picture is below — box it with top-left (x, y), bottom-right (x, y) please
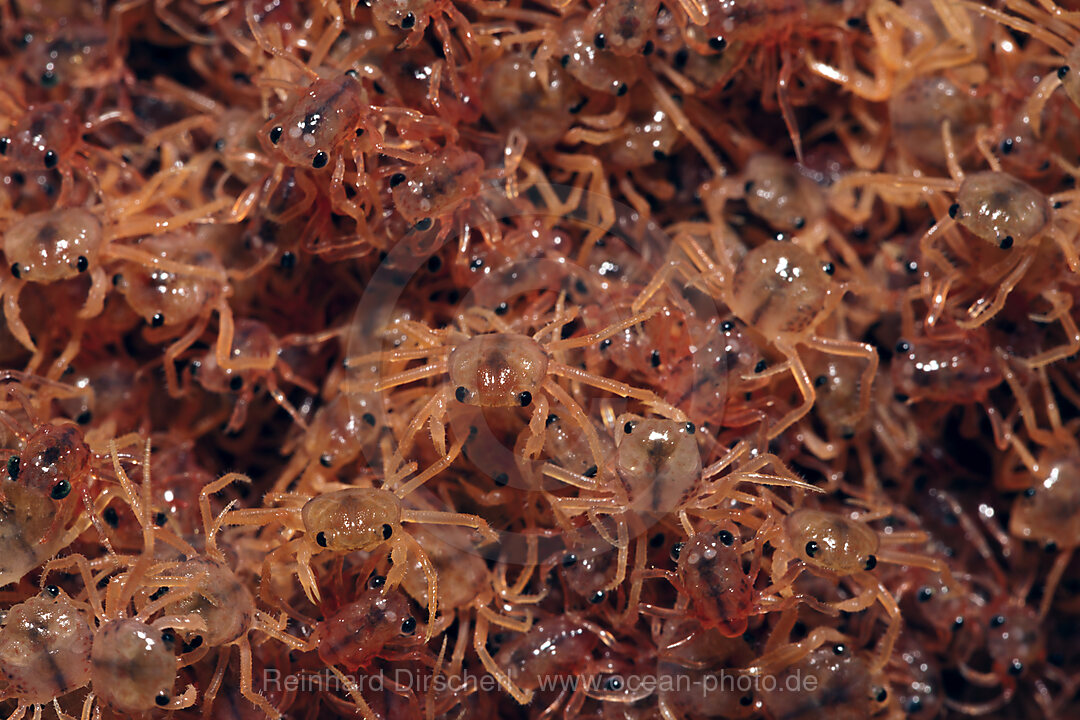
top-left (3, 0), bottom-right (1080, 717)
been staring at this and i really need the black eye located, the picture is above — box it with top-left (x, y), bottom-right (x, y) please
top-left (316, 532), bottom-right (328, 547)
top-left (599, 338), bottom-right (611, 350)
top-left (1060, 65), bottom-right (1071, 79)
top-left (624, 421), bottom-right (637, 434)
top-left (990, 615), bottom-right (1005, 627)
top-left (320, 454), bottom-right (333, 468)
top-left (999, 235), bottom-right (1014, 250)
top-left (793, 216), bottom-right (806, 229)
top-left (873, 687), bottom-right (887, 703)
top-left (362, 413), bottom-right (376, 426)
top-left (518, 391), bottom-right (532, 407)
top-left (0, 137), bottom-right (8, 154)
top-left (754, 360), bottom-right (767, 373)
top-left (589, 590), bottom-right (606, 604)
top-left (895, 340), bottom-right (911, 353)
top-left (103, 506), bottom-right (119, 527)
top-left (312, 151), bottom-right (329, 168)
top-left (1000, 137), bottom-right (1014, 155)
top-left (389, 172), bottom-right (406, 187)
top-left (43, 150), bottom-right (58, 168)
top-left (151, 313), bottom-right (165, 327)
top-left (7, 455), bottom-right (18, 480)
top-left (814, 375), bottom-right (827, 387)
top-left (161, 629), bottom-right (175, 648)
top-left (214, 138), bottom-right (226, 152)
top-left (44, 584), bottom-right (60, 597)
top-left (948, 203), bottom-right (960, 219)
top-left (76, 255), bottom-right (88, 272)
top-left (229, 376), bottom-right (244, 391)
top-left (1009, 659), bottom-right (1024, 675)
top-left (51, 480), bottom-right (71, 499)
top-left (494, 472), bottom-right (509, 487)
top-left (269, 126), bottom-right (283, 144)
top-left (671, 542), bottom-right (683, 560)
top-left (562, 553), bottom-right (577, 567)
top-left (718, 530), bottom-right (734, 546)
top-left (805, 541), bottom-right (818, 557)
top-left (833, 644), bottom-right (846, 655)
top-left (604, 676), bottom-right (622, 691)
top-left (721, 320), bottom-right (734, 331)
top-left (40, 70), bottom-right (58, 87)
top-left (369, 575), bottom-right (386, 589)
top-left (401, 616), bottom-right (416, 634)
top-left (822, 262), bottom-right (835, 275)
top-left (154, 512), bottom-right (167, 527)
top-left (10, 263), bottom-right (20, 279)
top-left (650, 350), bottom-right (661, 367)
top-left (917, 586), bottom-right (933, 602)
top-left (684, 422), bottom-right (695, 434)
top-left (401, 12), bottom-right (416, 28)
top-left (382, 523), bottom-right (393, 539)
top-left (863, 555), bottom-right (877, 571)
top-left (156, 693), bottom-right (170, 706)
top-left (455, 386), bottom-right (468, 402)
top-left (546, 414), bottom-right (558, 426)
top-left (415, 218), bottom-right (433, 231)
top-left (709, 36), bottom-right (727, 51)
top-left (1024, 487), bottom-right (1036, 498)
top-left (594, 33), bottom-right (606, 48)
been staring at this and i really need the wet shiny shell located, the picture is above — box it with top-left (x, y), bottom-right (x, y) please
top-left (0, 481), bottom-right (70, 588)
top-left (743, 154), bottom-right (826, 232)
top-left (1009, 450), bottom-right (1080, 547)
top-left (954, 172), bottom-right (1050, 247)
top-left (448, 333), bottom-right (549, 407)
top-left (1, 102), bottom-right (80, 171)
top-left (0, 593), bottom-right (93, 703)
top-left (496, 618), bottom-right (598, 689)
top-left (391, 147), bottom-right (484, 225)
top-left (616, 417), bottom-right (701, 515)
top-left (889, 75), bottom-right (985, 167)
top-left (262, 74), bottom-right (368, 168)
top-left (729, 242), bottom-right (830, 340)
top-left (4, 208), bottom-right (103, 282)
top-left (301, 487), bottom-right (402, 552)
top-left (116, 235), bottom-right (224, 326)
top-left (16, 423), bottom-right (90, 498)
top-left (678, 530), bottom-right (752, 637)
top-left (482, 53), bottom-right (574, 147)
top-left (784, 508), bottom-right (879, 575)
top-left (316, 590), bottom-right (414, 671)
top-left (90, 619), bottom-right (177, 712)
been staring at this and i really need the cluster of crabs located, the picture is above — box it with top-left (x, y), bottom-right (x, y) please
top-left (3, 0), bottom-right (1080, 717)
